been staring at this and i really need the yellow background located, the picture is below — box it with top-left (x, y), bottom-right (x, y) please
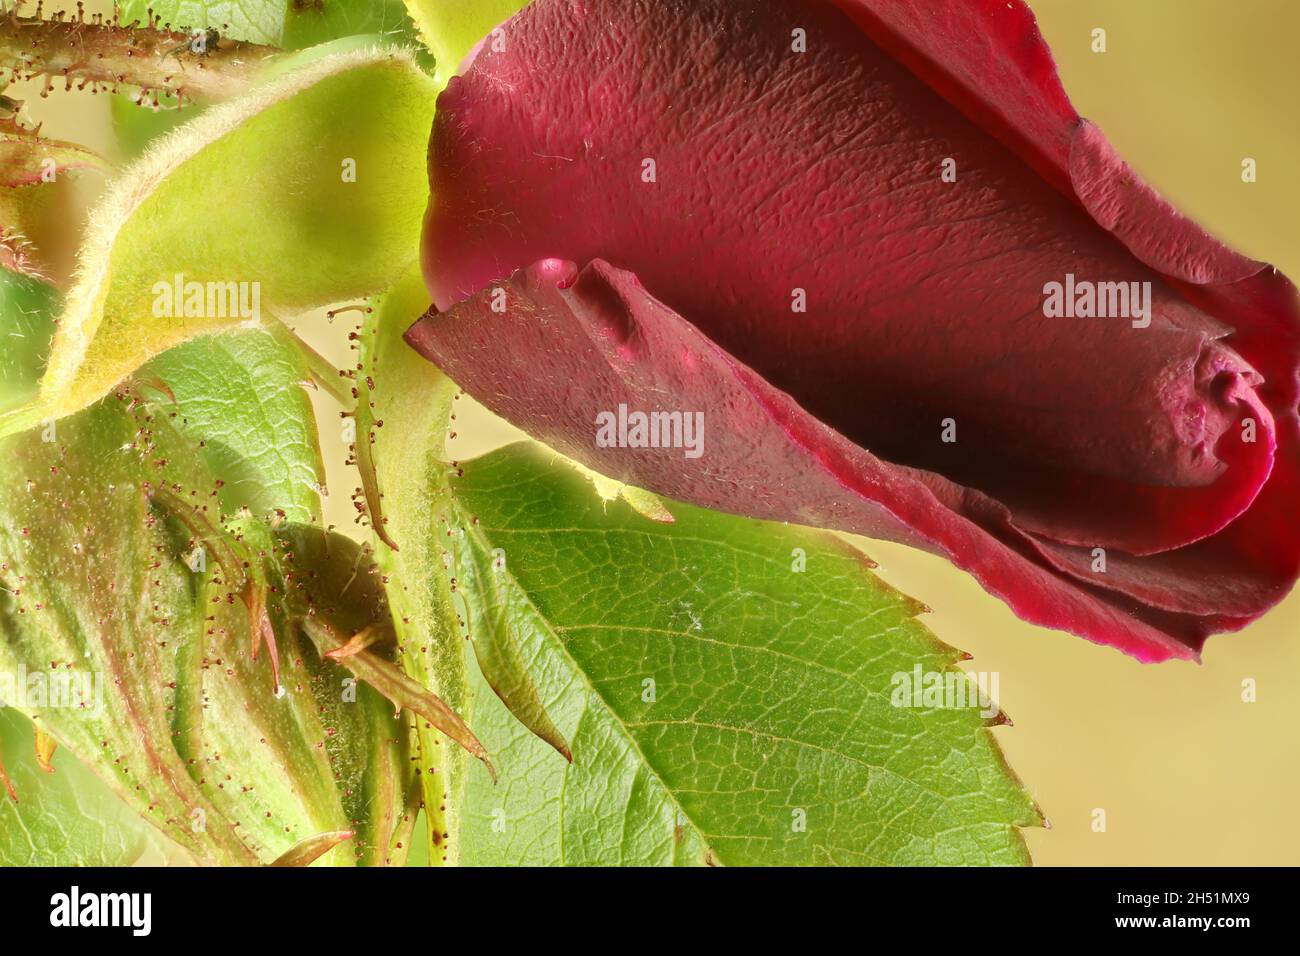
top-left (18, 0), bottom-right (1300, 865)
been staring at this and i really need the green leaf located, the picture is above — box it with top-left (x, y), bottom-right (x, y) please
top-left (280, 0), bottom-right (427, 51)
top-left (0, 179), bottom-right (416, 867)
top-left (402, 0), bottom-right (531, 89)
top-left (443, 444), bottom-right (1041, 866)
top-left (0, 269), bottom-right (58, 415)
top-left (1, 400), bottom-right (254, 864)
top-left (263, 523), bottom-right (427, 866)
top-left (0, 709), bottom-right (156, 866)
top-left (142, 328), bottom-right (326, 523)
top-left (450, 532), bottom-right (572, 763)
top-left (11, 45), bottom-right (435, 432)
top-left (117, 0), bottom-right (424, 50)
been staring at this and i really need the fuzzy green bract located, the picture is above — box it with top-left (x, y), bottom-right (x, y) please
top-left (3, 45), bottom-right (435, 435)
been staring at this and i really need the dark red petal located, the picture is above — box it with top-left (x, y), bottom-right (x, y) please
top-left (408, 258), bottom-right (1241, 661)
top-left (826, 0), bottom-right (1080, 190)
top-left (1068, 121), bottom-right (1261, 286)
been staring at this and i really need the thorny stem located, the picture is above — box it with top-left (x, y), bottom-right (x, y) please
top-left (0, 4), bottom-right (280, 107)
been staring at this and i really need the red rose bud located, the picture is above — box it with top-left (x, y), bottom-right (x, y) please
top-left (408, 0), bottom-right (1300, 661)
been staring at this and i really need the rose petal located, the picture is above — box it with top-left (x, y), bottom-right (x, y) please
top-left (409, 257), bottom-right (1263, 661)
